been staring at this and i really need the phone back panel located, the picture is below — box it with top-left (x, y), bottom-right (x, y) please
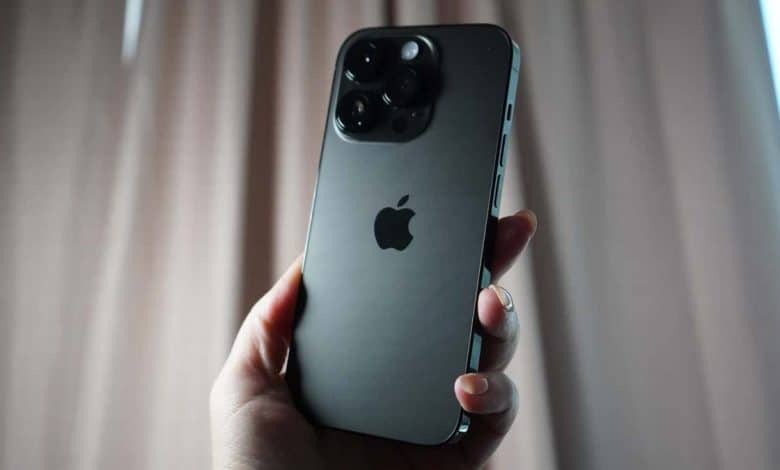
top-left (288, 24), bottom-right (518, 445)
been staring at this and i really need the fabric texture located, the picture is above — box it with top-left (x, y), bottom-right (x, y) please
top-left (1, 1), bottom-right (778, 469)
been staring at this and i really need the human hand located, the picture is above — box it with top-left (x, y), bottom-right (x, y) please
top-left (210, 210), bottom-right (537, 469)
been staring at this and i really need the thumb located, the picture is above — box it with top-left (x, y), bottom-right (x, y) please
top-left (221, 255), bottom-right (302, 393)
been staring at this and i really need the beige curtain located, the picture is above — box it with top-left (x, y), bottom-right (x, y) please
top-left (2, 1), bottom-right (778, 469)
top-left (517, 1), bottom-right (780, 469)
top-left (1, 1), bottom-right (255, 468)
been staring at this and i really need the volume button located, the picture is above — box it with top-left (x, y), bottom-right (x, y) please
top-left (499, 134), bottom-right (507, 167)
top-left (493, 174), bottom-right (502, 210)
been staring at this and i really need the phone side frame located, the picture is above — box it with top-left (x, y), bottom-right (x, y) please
top-left (448, 38), bottom-right (522, 444)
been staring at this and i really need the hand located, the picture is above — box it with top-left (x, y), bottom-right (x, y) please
top-left (210, 210), bottom-right (537, 469)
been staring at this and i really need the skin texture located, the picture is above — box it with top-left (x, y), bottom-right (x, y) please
top-left (210, 210), bottom-right (537, 470)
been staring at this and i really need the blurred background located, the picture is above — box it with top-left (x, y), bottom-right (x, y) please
top-left (1, 1), bottom-right (779, 469)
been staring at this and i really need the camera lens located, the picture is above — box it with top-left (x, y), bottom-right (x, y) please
top-left (345, 41), bottom-right (383, 82)
top-left (383, 66), bottom-right (422, 107)
top-left (336, 91), bottom-right (377, 133)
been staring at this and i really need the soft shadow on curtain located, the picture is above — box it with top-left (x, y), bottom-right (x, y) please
top-left (1, 1), bottom-right (778, 469)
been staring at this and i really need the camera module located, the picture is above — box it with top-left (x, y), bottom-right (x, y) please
top-left (335, 34), bottom-right (438, 141)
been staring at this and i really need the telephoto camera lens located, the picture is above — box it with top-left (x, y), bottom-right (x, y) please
top-left (383, 66), bottom-right (422, 107)
top-left (345, 41), bottom-right (383, 82)
top-left (336, 91), bottom-right (377, 133)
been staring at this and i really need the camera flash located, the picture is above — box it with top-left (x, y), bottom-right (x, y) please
top-left (400, 41), bottom-right (419, 61)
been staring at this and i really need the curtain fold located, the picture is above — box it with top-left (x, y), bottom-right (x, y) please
top-left (1, 1), bottom-right (778, 469)
top-left (516, 0), bottom-right (780, 468)
top-left (1, 1), bottom-right (255, 468)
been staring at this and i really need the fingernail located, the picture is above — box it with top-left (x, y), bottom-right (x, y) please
top-left (458, 374), bottom-right (489, 395)
top-left (489, 284), bottom-right (514, 312)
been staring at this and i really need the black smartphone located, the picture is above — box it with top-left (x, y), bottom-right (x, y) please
top-left (287, 24), bottom-right (520, 446)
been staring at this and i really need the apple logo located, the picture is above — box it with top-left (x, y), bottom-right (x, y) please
top-left (374, 194), bottom-right (415, 251)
